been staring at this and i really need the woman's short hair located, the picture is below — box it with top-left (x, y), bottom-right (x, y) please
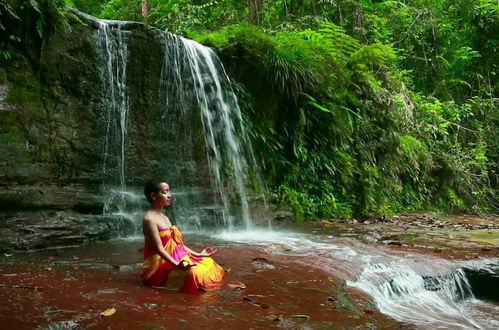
top-left (144, 180), bottom-right (164, 203)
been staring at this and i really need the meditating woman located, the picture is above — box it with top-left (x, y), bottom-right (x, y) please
top-left (141, 181), bottom-right (225, 293)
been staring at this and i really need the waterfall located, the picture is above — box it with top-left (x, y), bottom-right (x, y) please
top-left (178, 38), bottom-right (253, 231)
top-left (93, 17), bottom-right (263, 233)
top-left (97, 21), bottom-right (130, 191)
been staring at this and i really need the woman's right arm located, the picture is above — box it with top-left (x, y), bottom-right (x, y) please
top-left (143, 218), bottom-right (179, 266)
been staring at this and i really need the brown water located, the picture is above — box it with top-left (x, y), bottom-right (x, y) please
top-left (1, 223), bottom-right (498, 329)
top-left (0, 239), bottom-right (411, 329)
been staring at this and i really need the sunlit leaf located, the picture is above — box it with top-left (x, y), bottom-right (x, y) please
top-left (100, 307), bottom-right (116, 317)
top-left (291, 314), bottom-right (310, 319)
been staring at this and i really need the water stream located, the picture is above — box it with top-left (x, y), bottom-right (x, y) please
top-left (97, 21), bottom-right (130, 191)
top-left (215, 230), bottom-right (499, 329)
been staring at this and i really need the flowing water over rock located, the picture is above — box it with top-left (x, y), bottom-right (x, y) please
top-left (216, 229), bottom-right (499, 329)
top-left (92, 15), bottom-right (262, 233)
top-left (97, 21), bottom-right (130, 191)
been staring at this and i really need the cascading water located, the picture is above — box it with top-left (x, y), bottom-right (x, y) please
top-left (95, 20), bottom-right (147, 235)
top-left (98, 21), bottom-right (130, 190)
top-left (347, 260), bottom-right (498, 329)
top-left (179, 38), bottom-right (253, 231)
top-left (92, 16), bottom-right (264, 234)
top-left (218, 231), bottom-right (499, 329)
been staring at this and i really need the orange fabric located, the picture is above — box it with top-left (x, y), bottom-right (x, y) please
top-left (141, 226), bottom-right (224, 293)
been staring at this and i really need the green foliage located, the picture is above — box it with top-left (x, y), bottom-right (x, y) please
top-left (194, 25), bottom-right (324, 101)
top-left (81, 0), bottom-right (247, 34)
top-left (71, 0), bottom-right (103, 16)
top-left (100, 0), bottom-right (142, 21)
top-left (1, 0), bottom-right (77, 67)
top-left (7, 0), bottom-right (496, 218)
top-left (198, 17), bottom-right (497, 219)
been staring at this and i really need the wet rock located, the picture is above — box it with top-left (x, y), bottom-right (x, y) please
top-left (228, 281), bottom-right (246, 291)
top-left (266, 243), bottom-right (294, 253)
top-left (271, 210), bottom-right (295, 222)
top-left (0, 211), bottom-right (118, 252)
top-left (251, 257), bottom-right (276, 269)
top-left (118, 263), bottom-right (142, 272)
top-left (144, 303), bottom-right (159, 310)
top-left (96, 288), bottom-right (128, 295)
top-left (271, 315), bottom-right (283, 322)
top-left (463, 265), bottom-right (499, 302)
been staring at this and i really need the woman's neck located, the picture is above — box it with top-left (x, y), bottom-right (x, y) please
top-left (149, 205), bottom-right (163, 213)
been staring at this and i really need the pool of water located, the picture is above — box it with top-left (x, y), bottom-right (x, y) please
top-left (1, 226), bottom-right (498, 329)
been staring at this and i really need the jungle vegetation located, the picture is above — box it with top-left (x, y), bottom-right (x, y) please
top-left (1, 0), bottom-right (497, 220)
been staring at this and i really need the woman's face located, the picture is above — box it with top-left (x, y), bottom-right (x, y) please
top-left (155, 182), bottom-right (171, 206)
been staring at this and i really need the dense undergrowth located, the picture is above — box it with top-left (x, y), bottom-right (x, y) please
top-left (1, 0), bottom-right (497, 219)
top-left (193, 23), bottom-right (497, 219)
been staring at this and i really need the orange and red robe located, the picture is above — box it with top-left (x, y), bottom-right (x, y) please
top-left (141, 225), bottom-right (224, 293)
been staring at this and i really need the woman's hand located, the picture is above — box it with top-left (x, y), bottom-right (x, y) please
top-left (199, 247), bottom-right (218, 257)
top-left (176, 259), bottom-right (195, 270)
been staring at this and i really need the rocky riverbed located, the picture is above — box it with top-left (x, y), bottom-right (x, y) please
top-left (0, 212), bottom-right (497, 329)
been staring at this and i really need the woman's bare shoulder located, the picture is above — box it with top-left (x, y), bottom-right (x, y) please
top-left (143, 211), bottom-right (157, 224)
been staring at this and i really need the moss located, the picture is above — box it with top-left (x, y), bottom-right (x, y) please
top-left (460, 230), bottom-right (499, 245)
top-left (0, 68), bottom-right (7, 83)
top-left (5, 64), bottom-right (42, 107)
top-left (337, 291), bottom-right (362, 314)
top-left (395, 233), bottom-right (419, 241)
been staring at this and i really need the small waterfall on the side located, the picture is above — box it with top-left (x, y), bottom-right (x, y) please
top-left (96, 20), bottom-right (144, 234)
top-left (347, 261), bottom-right (494, 329)
top-left (220, 231), bottom-right (499, 329)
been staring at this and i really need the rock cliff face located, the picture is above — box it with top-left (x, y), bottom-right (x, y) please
top-left (0, 12), bottom-right (225, 251)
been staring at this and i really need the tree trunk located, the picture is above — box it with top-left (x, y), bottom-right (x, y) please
top-left (141, 0), bottom-right (149, 24)
top-left (248, 0), bottom-right (264, 25)
top-left (311, 0), bottom-right (317, 16)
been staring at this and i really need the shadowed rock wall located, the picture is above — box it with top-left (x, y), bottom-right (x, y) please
top-left (0, 13), bottom-right (211, 250)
